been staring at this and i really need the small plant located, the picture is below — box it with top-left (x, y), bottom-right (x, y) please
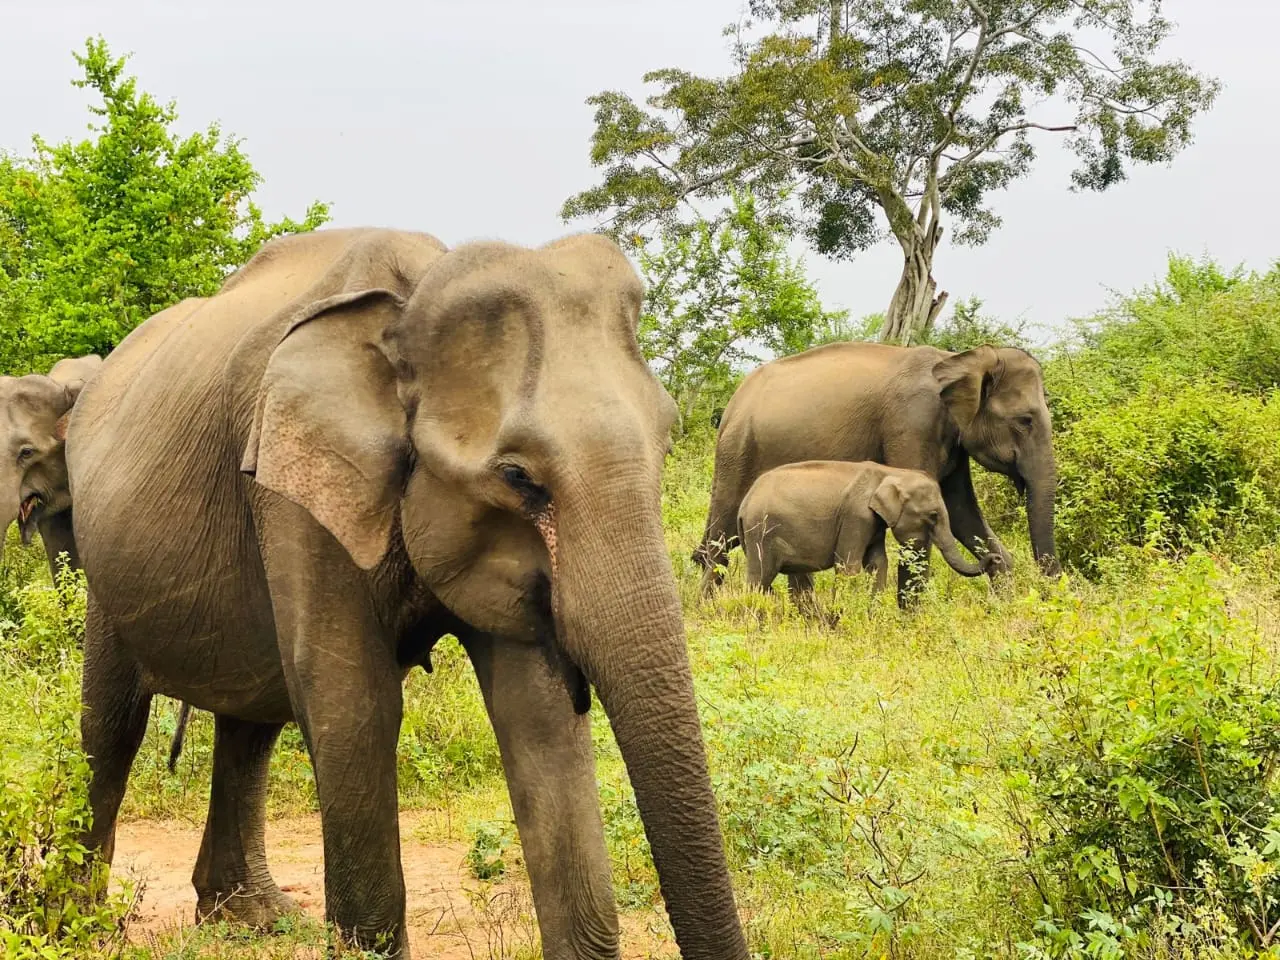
top-left (0, 671), bottom-right (136, 958)
top-left (467, 821), bottom-right (515, 882)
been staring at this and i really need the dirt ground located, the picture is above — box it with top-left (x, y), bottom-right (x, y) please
top-left (112, 813), bottom-right (677, 958)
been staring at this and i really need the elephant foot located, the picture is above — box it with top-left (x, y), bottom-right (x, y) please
top-left (196, 883), bottom-right (300, 930)
top-left (698, 567), bottom-right (725, 600)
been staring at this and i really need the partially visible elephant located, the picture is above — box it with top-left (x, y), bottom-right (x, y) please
top-left (68, 228), bottom-right (749, 959)
top-left (0, 353), bottom-right (102, 574)
top-left (738, 460), bottom-right (989, 607)
top-left (0, 353), bottom-right (197, 767)
top-left (696, 341), bottom-right (1059, 599)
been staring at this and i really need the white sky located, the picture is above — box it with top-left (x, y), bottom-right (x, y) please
top-left (3, 0), bottom-right (1276, 342)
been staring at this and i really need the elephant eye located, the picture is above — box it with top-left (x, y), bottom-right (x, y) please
top-left (499, 463), bottom-right (550, 512)
top-left (929, 510), bottom-right (940, 524)
top-left (16, 445), bottom-right (35, 465)
top-left (502, 464), bottom-right (535, 489)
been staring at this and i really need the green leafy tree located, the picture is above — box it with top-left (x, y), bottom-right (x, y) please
top-left (563, 0), bottom-right (1218, 345)
top-left (638, 192), bottom-right (844, 430)
top-left (0, 38), bottom-right (328, 373)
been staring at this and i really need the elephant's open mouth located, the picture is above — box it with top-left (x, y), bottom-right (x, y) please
top-left (18, 494), bottom-right (44, 544)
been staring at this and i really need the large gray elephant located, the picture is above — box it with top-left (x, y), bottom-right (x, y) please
top-left (696, 341), bottom-right (1059, 600)
top-left (738, 461), bottom-right (989, 606)
top-left (0, 354), bottom-right (102, 574)
top-left (67, 228), bottom-right (748, 959)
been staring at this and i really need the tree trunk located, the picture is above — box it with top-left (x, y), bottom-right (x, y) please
top-left (881, 222), bottom-right (948, 345)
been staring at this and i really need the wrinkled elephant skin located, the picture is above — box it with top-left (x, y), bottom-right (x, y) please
top-left (68, 228), bottom-right (748, 959)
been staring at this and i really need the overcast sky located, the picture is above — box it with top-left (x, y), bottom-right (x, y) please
top-left (3, 0), bottom-right (1276, 341)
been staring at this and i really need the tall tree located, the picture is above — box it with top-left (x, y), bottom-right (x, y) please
top-left (0, 38), bottom-right (329, 372)
top-left (639, 191), bottom-right (844, 430)
top-left (562, 0), bottom-right (1218, 344)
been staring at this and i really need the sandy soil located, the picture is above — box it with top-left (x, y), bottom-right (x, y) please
top-left (112, 813), bottom-right (676, 958)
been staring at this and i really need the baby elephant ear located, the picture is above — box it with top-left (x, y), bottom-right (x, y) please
top-left (870, 476), bottom-right (907, 527)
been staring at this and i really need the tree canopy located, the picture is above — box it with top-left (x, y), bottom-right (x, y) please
top-left (638, 191), bottom-right (844, 430)
top-left (0, 38), bottom-right (328, 373)
top-left (563, 0), bottom-right (1219, 343)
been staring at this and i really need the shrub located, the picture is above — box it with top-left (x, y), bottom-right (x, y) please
top-left (1051, 257), bottom-right (1280, 413)
top-left (1051, 382), bottom-right (1280, 575)
top-left (0, 566), bottom-right (133, 958)
top-left (1010, 557), bottom-right (1280, 956)
top-left (466, 821), bottom-right (515, 881)
top-left (926, 296), bottom-right (1031, 352)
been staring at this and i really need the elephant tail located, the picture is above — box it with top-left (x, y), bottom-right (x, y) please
top-left (168, 701), bottom-right (192, 773)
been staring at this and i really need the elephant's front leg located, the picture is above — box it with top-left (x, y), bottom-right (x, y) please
top-left (941, 458), bottom-right (1013, 577)
top-left (262, 512), bottom-right (409, 956)
top-left (463, 631), bottom-right (621, 960)
top-left (863, 535), bottom-right (889, 595)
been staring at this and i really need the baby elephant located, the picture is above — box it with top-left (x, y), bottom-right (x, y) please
top-left (737, 460), bottom-right (992, 609)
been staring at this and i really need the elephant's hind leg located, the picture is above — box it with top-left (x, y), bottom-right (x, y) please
top-left (82, 595), bottom-right (151, 879)
top-left (787, 572), bottom-right (820, 617)
top-left (193, 715), bottom-right (296, 929)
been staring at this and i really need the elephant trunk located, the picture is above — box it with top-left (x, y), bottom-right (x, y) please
top-left (934, 524), bottom-right (983, 577)
top-left (554, 479), bottom-right (748, 960)
top-left (1023, 453), bottom-right (1060, 576)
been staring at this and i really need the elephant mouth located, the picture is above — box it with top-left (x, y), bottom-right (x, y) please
top-left (1012, 474), bottom-right (1027, 497)
top-left (530, 571), bottom-right (591, 715)
top-left (18, 494), bottom-right (44, 545)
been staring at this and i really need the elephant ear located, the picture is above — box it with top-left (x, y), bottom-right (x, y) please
top-left (870, 476), bottom-right (907, 527)
top-left (932, 345), bottom-right (1006, 433)
top-left (47, 355), bottom-right (103, 441)
top-left (242, 289), bottom-right (408, 570)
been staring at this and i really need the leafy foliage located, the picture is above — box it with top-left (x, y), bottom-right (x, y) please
top-left (1050, 257), bottom-right (1280, 419)
top-left (563, 0), bottom-right (1218, 341)
top-left (637, 192), bottom-right (844, 429)
top-left (0, 566), bottom-right (134, 959)
top-left (1021, 256), bottom-right (1280, 576)
top-left (466, 822), bottom-right (515, 882)
top-left (0, 38), bottom-right (328, 374)
top-left (925, 295), bottom-right (1029, 352)
top-left (1051, 381), bottom-right (1280, 576)
top-left (1011, 558), bottom-right (1280, 955)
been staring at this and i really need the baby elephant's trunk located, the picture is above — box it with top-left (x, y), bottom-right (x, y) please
top-left (934, 526), bottom-right (984, 577)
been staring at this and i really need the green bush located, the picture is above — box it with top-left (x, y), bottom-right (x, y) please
top-left (466, 821), bottom-right (515, 881)
top-left (1052, 382), bottom-right (1280, 575)
top-left (1051, 257), bottom-right (1280, 415)
top-left (1011, 557), bottom-right (1280, 957)
top-left (0, 566), bottom-right (133, 959)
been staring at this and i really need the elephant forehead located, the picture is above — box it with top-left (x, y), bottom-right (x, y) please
top-left (0, 376), bottom-right (61, 421)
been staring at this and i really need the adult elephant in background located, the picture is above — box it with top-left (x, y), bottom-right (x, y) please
top-left (68, 227), bottom-right (748, 959)
top-left (0, 353), bottom-right (102, 574)
top-left (695, 341), bottom-right (1059, 599)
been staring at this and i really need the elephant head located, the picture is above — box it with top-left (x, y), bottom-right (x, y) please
top-left (933, 345), bottom-right (1059, 575)
top-left (241, 235), bottom-right (746, 959)
top-left (0, 355), bottom-right (101, 552)
top-left (870, 470), bottom-right (987, 578)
